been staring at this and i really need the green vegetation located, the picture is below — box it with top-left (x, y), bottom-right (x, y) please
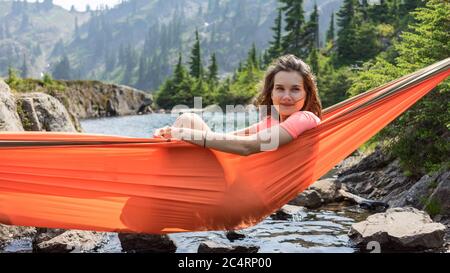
top-left (6, 69), bottom-right (66, 95)
top-left (420, 196), bottom-right (442, 218)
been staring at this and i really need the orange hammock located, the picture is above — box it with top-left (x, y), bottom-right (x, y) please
top-left (0, 58), bottom-right (449, 234)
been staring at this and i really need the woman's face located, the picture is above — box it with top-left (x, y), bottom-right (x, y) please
top-left (271, 71), bottom-right (306, 118)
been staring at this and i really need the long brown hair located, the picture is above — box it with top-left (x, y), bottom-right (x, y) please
top-left (255, 54), bottom-right (322, 120)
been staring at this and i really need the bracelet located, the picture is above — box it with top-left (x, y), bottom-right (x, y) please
top-left (203, 131), bottom-right (208, 148)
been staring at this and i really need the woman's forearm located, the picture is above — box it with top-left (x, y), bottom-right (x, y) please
top-left (172, 127), bottom-right (258, 156)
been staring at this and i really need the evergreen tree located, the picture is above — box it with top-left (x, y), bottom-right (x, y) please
top-left (52, 54), bottom-right (71, 80)
top-left (105, 50), bottom-right (116, 72)
top-left (326, 12), bottom-right (335, 43)
top-left (247, 43), bottom-right (258, 69)
top-left (300, 2), bottom-right (320, 56)
top-left (188, 29), bottom-right (203, 79)
top-left (335, 0), bottom-right (358, 66)
top-left (308, 47), bottom-right (319, 76)
top-left (368, 0), bottom-right (390, 24)
top-left (279, 0), bottom-right (306, 58)
top-left (349, 0), bottom-right (449, 175)
top-left (137, 52), bottom-right (148, 89)
top-left (20, 55), bottom-right (30, 78)
top-left (266, 8), bottom-right (283, 63)
top-left (207, 53), bottom-right (219, 84)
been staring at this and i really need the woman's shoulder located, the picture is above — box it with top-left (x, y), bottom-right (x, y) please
top-left (290, 111), bottom-right (321, 125)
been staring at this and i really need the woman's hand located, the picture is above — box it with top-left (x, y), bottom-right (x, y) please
top-left (153, 126), bottom-right (183, 139)
top-left (153, 126), bottom-right (172, 138)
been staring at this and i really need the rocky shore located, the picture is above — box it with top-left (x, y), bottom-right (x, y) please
top-left (1, 78), bottom-right (154, 133)
top-left (1, 78), bottom-right (448, 253)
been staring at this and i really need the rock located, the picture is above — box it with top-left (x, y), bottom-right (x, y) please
top-left (309, 179), bottom-right (342, 203)
top-left (271, 204), bottom-right (306, 220)
top-left (289, 179), bottom-right (343, 208)
top-left (288, 189), bottom-right (322, 209)
top-left (349, 207), bottom-right (446, 250)
top-left (390, 171), bottom-right (441, 208)
top-left (0, 79), bottom-right (24, 131)
top-left (0, 224), bottom-right (36, 249)
top-left (427, 171), bottom-right (450, 217)
top-left (16, 93), bottom-right (77, 132)
top-left (118, 233), bottom-right (177, 253)
top-left (337, 145), bottom-right (394, 177)
top-left (225, 231), bottom-right (246, 242)
top-left (197, 241), bottom-right (259, 253)
top-left (49, 81), bottom-right (153, 119)
top-left (33, 228), bottom-right (107, 253)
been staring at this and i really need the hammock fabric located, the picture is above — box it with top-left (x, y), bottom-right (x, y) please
top-left (0, 58), bottom-right (449, 234)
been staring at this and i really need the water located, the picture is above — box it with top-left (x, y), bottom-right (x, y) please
top-left (76, 113), bottom-right (369, 253)
top-left (79, 111), bottom-right (262, 137)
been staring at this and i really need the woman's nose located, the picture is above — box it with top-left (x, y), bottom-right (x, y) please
top-left (281, 93), bottom-right (293, 102)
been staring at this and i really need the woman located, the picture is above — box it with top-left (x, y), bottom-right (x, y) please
top-left (153, 54), bottom-right (322, 156)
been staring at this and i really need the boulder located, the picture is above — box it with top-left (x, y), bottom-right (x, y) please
top-left (33, 228), bottom-right (107, 253)
top-left (427, 171), bottom-right (450, 217)
top-left (0, 79), bottom-right (24, 131)
top-left (309, 179), bottom-right (342, 203)
top-left (225, 231), bottom-right (246, 242)
top-left (16, 93), bottom-right (77, 132)
top-left (197, 241), bottom-right (259, 253)
top-left (288, 179), bottom-right (342, 208)
top-left (288, 189), bottom-right (322, 209)
top-left (271, 204), bottom-right (306, 220)
top-left (349, 207), bottom-right (446, 250)
top-left (118, 233), bottom-right (177, 253)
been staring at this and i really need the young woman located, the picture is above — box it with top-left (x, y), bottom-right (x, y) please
top-left (153, 54), bottom-right (322, 156)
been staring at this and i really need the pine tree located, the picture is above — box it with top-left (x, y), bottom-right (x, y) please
top-left (266, 8), bottom-right (283, 63)
top-left (207, 53), bottom-right (219, 84)
top-left (368, 0), bottom-right (390, 24)
top-left (137, 52), bottom-right (148, 89)
top-left (188, 29), bottom-right (203, 79)
top-left (247, 43), bottom-right (258, 69)
top-left (335, 0), bottom-right (358, 66)
top-left (308, 47), bottom-right (319, 76)
top-left (52, 54), bottom-right (71, 80)
top-left (20, 55), bottom-right (30, 78)
top-left (279, 0), bottom-right (306, 58)
top-left (300, 2), bottom-right (320, 56)
top-left (326, 12), bottom-right (335, 43)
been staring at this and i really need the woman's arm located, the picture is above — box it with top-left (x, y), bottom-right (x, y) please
top-left (171, 125), bottom-right (294, 156)
top-left (226, 123), bottom-right (259, 136)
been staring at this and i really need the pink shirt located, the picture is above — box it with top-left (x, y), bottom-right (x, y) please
top-left (251, 111), bottom-right (321, 138)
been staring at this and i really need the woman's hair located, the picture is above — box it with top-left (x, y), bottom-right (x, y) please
top-left (255, 54), bottom-right (322, 120)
